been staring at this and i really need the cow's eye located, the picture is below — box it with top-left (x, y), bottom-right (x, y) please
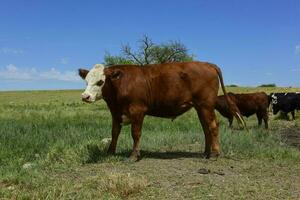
top-left (97, 80), bottom-right (104, 86)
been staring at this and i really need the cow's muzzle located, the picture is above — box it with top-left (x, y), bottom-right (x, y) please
top-left (81, 93), bottom-right (92, 103)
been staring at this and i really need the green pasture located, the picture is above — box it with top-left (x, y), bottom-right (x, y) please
top-left (0, 88), bottom-right (299, 199)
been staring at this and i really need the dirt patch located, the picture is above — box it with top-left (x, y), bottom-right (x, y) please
top-left (281, 127), bottom-right (300, 149)
top-left (48, 155), bottom-right (299, 200)
top-left (277, 121), bottom-right (300, 149)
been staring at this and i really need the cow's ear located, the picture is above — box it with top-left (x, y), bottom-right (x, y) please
top-left (78, 69), bottom-right (89, 79)
top-left (110, 70), bottom-right (122, 80)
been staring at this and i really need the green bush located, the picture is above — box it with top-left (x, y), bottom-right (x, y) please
top-left (226, 84), bottom-right (239, 87)
top-left (258, 83), bottom-right (277, 87)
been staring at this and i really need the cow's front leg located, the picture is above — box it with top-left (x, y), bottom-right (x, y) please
top-left (129, 115), bottom-right (145, 161)
top-left (283, 112), bottom-right (289, 120)
top-left (107, 118), bottom-right (122, 155)
top-left (228, 116), bottom-right (234, 128)
top-left (262, 110), bottom-right (269, 129)
top-left (256, 113), bottom-right (263, 126)
top-left (127, 106), bottom-right (146, 161)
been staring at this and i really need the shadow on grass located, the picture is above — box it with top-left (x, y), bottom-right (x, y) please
top-left (85, 149), bottom-right (204, 164)
top-left (140, 150), bottom-right (203, 160)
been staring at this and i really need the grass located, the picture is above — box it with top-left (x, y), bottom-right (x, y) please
top-left (0, 88), bottom-right (300, 199)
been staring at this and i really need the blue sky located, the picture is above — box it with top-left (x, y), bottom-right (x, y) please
top-left (0, 0), bottom-right (299, 90)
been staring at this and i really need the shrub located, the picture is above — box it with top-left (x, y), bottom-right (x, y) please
top-left (258, 83), bottom-right (276, 87)
top-left (226, 84), bottom-right (239, 87)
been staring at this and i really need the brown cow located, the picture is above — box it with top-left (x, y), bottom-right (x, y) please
top-left (79, 62), bottom-right (245, 160)
top-left (215, 92), bottom-right (269, 129)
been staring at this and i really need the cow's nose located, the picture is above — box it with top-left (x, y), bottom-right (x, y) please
top-left (81, 94), bottom-right (91, 102)
top-left (82, 95), bottom-right (91, 102)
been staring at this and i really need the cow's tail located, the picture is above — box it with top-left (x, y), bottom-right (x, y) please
top-left (213, 64), bottom-right (247, 129)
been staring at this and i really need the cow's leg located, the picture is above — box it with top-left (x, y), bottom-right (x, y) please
top-left (256, 113), bottom-right (263, 126)
top-left (292, 110), bottom-right (295, 120)
top-left (197, 111), bottom-right (211, 156)
top-left (283, 112), bottom-right (289, 120)
top-left (129, 116), bottom-right (144, 161)
top-left (197, 106), bottom-right (219, 158)
top-left (228, 116), bottom-right (233, 128)
top-left (263, 111), bottom-right (269, 129)
top-left (107, 118), bottom-right (122, 154)
top-left (128, 106), bottom-right (145, 161)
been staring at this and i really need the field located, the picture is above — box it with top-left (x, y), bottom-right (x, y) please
top-left (0, 87), bottom-right (300, 199)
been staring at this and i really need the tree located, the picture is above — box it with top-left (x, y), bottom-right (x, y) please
top-left (103, 53), bottom-right (134, 66)
top-left (258, 83), bottom-right (277, 87)
top-left (104, 35), bottom-right (194, 66)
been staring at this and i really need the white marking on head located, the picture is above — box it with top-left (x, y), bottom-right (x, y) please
top-left (271, 94), bottom-right (277, 104)
top-left (82, 64), bottom-right (105, 102)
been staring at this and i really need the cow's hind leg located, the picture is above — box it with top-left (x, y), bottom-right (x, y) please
top-left (197, 111), bottom-right (211, 157)
top-left (196, 106), bottom-right (220, 158)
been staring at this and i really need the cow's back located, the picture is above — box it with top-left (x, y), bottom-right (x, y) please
top-left (143, 62), bottom-right (220, 117)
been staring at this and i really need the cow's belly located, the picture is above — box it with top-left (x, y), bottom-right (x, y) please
top-left (241, 109), bottom-right (256, 117)
top-left (217, 110), bottom-right (232, 118)
top-left (147, 102), bottom-right (193, 118)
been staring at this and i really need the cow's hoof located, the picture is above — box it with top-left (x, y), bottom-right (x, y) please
top-left (206, 152), bottom-right (220, 159)
top-left (201, 151), bottom-right (210, 158)
top-left (107, 149), bottom-right (116, 155)
top-left (124, 155), bottom-right (140, 163)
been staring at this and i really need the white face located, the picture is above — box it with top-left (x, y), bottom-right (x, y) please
top-left (82, 64), bottom-right (105, 102)
top-left (271, 94), bottom-right (277, 105)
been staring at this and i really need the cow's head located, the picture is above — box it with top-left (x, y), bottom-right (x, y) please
top-left (78, 64), bottom-right (105, 103)
top-left (271, 94), bottom-right (278, 105)
top-left (270, 94), bottom-right (279, 114)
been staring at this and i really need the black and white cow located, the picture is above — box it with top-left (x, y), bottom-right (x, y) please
top-left (269, 92), bottom-right (300, 120)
